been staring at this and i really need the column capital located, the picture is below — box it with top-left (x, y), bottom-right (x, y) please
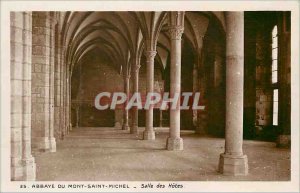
top-left (168, 26), bottom-right (184, 40)
top-left (144, 50), bottom-right (157, 61)
top-left (168, 11), bottom-right (185, 40)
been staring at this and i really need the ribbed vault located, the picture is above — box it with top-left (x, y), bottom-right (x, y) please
top-left (58, 11), bottom-right (225, 78)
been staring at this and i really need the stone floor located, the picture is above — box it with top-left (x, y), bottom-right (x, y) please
top-left (34, 127), bottom-right (291, 181)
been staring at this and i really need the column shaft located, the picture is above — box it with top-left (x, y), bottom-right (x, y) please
top-left (143, 50), bottom-right (156, 140)
top-left (22, 12), bottom-right (36, 180)
top-left (66, 72), bottom-right (70, 134)
top-left (59, 50), bottom-right (65, 139)
top-left (169, 39), bottom-right (181, 139)
top-left (130, 64), bottom-right (140, 134)
top-left (122, 76), bottom-right (130, 130)
top-left (192, 63), bottom-right (198, 126)
top-left (68, 75), bottom-right (72, 131)
top-left (60, 53), bottom-right (66, 139)
top-left (167, 12), bottom-right (185, 150)
top-left (49, 21), bottom-right (56, 152)
top-left (225, 13), bottom-right (244, 155)
top-left (54, 30), bottom-right (62, 139)
top-left (218, 12), bottom-right (248, 176)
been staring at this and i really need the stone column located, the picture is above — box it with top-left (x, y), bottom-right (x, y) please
top-left (49, 19), bottom-right (56, 152)
top-left (76, 105), bottom-right (79, 128)
top-left (122, 75), bottom-right (130, 130)
top-left (143, 50), bottom-right (157, 140)
top-left (21, 13), bottom-right (37, 180)
top-left (60, 51), bottom-right (66, 139)
top-left (31, 12), bottom-right (56, 152)
top-left (54, 26), bottom-right (62, 139)
top-left (63, 68), bottom-right (70, 135)
top-left (66, 73), bottom-right (70, 134)
top-left (11, 11), bottom-right (36, 181)
top-left (218, 12), bottom-right (248, 176)
top-left (166, 12), bottom-right (185, 150)
top-left (130, 63), bottom-right (140, 134)
top-left (68, 75), bottom-right (72, 131)
top-left (192, 63), bottom-right (198, 126)
top-left (62, 65), bottom-right (67, 136)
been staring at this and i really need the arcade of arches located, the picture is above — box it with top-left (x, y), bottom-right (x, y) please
top-left (10, 11), bottom-right (291, 181)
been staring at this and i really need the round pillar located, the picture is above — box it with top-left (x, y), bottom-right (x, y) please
top-left (143, 50), bottom-right (156, 140)
top-left (166, 12), bottom-right (185, 150)
top-left (130, 64), bottom-right (140, 134)
top-left (218, 12), bottom-right (248, 176)
top-left (122, 76), bottom-right (130, 130)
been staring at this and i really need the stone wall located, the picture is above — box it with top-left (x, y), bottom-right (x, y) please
top-left (244, 12), bottom-right (291, 142)
top-left (244, 12), bottom-right (276, 140)
top-left (277, 12), bottom-right (291, 147)
top-left (71, 49), bottom-right (124, 127)
top-left (11, 11), bottom-right (36, 181)
top-left (255, 28), bottom-right (273, 127)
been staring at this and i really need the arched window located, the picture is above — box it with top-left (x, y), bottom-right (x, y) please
top-left (272, 25), bottom-right (278, 126)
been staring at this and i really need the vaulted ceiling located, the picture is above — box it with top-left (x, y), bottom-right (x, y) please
top-left (58, 11), bottom-right (226, 77)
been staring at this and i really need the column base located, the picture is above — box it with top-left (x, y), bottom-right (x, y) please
top-left (143, 129), bottom-right (155, 140)
top-left (122, 124), bottom-right (130, 130)
top-left (32, 137), bottom-right (50, 151)
top-left (167, 137), bottom-right (183, 150)
top-left (192, 115), bottom-right (197, 126)
top-left (130, 125), bottom-right (138, 134)
top-left (60, 131), bottom-right (65, 140)
top-left (66, 125), bottom-right (70, 134)
top-left (49, 137), bottom-right (56, 152)
top-left (276, 135), bottom-right (291, 148)
top-left (218, 153), bottom-right (248, 176)
top-left (115, 122), bottom-right (121, 129)
top-left (22, 157), bottom-right (36, 181)
top-left (11, 158), bottom-right (23, 181)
